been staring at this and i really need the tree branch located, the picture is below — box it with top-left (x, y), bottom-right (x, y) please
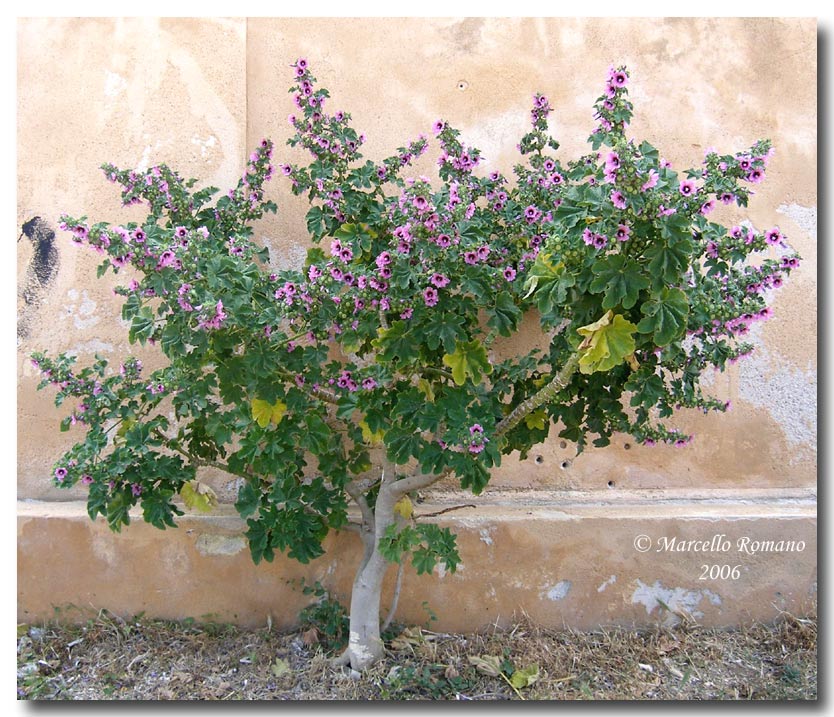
top-left (415, 504), bottom-right (477, 520)
top-left (390, 469), bottom-right (453, 497)
top-left (494, 350), bottom-right (582, 439)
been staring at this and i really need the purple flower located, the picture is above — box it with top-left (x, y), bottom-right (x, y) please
top-left (131, 483), bottom-right (143, 497)
top-left (678, 179), bottom-right (697, 197)
top-left (615, 224), bottom-right (631, 242)
top-left (700, 200), bottom-right (715, 216)
top-left (81, 474), bottom-right (93, 485)
top-left (765, 228), bottom-right (783, 245)
top-left (609, 70), bottom-right (628, 88)
top-left (464, 250), bottom-right (479, 265)
top-left (503, 266), bottom-right (517, 281)
top-left (610, 190), bottom-right (627, 209)
top-left (524, 205), bottom-right (542, 222)
top-left (641, 170), bottom-right (659, 192)
top-left (430, 273), bottom-right (450, 288)
top-left (54, 467), bottom-right (68, 481)
top-left (157, 250), bottom-right (177, 268)
top-left (362, 378), bottom-right (378, 390)
top-left (132, 229), bottom-right (146, 243)
top-left (423, 286), bottom-right (439, 307)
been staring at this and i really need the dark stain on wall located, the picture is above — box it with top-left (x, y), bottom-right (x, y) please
top-left (18, 216), bottom-right (59, 340)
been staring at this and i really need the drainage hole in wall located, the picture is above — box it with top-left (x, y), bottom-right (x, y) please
top-left (623, 442), bottom-right (631, 450)
top-left (457, 80), bottom-right (469, 91)
top-left (607, 480), bottom-right (616, 488)
top-left (560, 460), bottom-right (572, 470)
top-left (559, 440), bottom-right (567, 449)
top-left (535, 455), bottom-right (544, 465)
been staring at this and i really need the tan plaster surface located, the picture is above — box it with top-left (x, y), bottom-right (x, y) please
top-left (17, 17), bottom-right (816, 625)
top-left (18, 499), bottom-right (816, 630)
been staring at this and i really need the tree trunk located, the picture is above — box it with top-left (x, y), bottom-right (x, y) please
top-left (343, 472), bottom-right (400, 671)
top-left (345, 548), bottom-right (388, 670)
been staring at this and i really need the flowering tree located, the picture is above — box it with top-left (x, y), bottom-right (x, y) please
top-left (32, 61), bottom-right (799, 671)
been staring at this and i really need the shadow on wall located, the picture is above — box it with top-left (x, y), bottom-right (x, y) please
top-left (18, 217), bottom-right (58, 341)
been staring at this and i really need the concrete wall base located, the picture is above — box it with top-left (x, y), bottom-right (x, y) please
top-left (18, 491), bottom-right (816, 632)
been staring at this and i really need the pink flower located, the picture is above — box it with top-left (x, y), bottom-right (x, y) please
top-left (765, 228), bottom-right (783, 245)
top-left (678, 179), bottom-right (696, 197)
top-left (423, 286), bottom-right (439, 307)
top-left (610, 190), bottom-right (627, 209)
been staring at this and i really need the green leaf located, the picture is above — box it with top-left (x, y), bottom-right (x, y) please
top-left (372, 320), bottom-right (418, 364)
top-left (487, 292), bottom-right (523, 337)
top-left (306, 206), bottom-right (326, 241)
top-left (522, 250), bottom-right (565, 299)
top-left (251, 398), bottom-right (287, 428)
top-left (423, 312), bottom-right (466, 354)
top-left (637, 287), bottom-right (690, 346)
top-left (411, 547), bottom-right (437, 575)
top-left (235, 481), bottom-right (261, 519)
top-left (577, 311), bottom-right (638, 375)
top-left (334, 222), bottom-right (376, 254)
top-left (442, 340), bottom-right (492, 386)
top-left (589, 255), bottom-right (650, 310)
top-left (524, 409), bottom-right (548, 431)
top-left (129, 307), bottom-right (155, 345)
top-left (644, 241), bottom-right (692, 286)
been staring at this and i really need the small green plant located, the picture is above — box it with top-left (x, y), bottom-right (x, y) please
top-left (298, 581), bottom-right (349, 652)
top-left (381, 663), bottom-right (478, 699)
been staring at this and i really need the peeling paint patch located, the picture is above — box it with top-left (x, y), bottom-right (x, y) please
top-left (191, 134), bottom-right (217, 158)
top-left (777, 203), bottom-right (817, 241)
top-left (544, 580), bottom-right (572, 601)
top-left (64, 289), bottom-right (99, 329)
top-left (631, 579), bottom-right (721, 620)
top-left (104, 71), bottom-right (127, 97)
top-left (262, 238), bottom-right (306, 272)
top-left (435, 562), bottom-right (448, 579)
top-left (736, 324), bottom-right (816, 449)
top-left (68, 340), bottom-right (114, 356)
top-left (195, 534), bottom-right (246, 556)
top-left (479, 528), bottom-right (494, 546)
top-left (597, 575), bottom-right (617, 593)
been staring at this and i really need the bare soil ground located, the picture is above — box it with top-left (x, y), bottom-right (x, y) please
top-left (17, 607), bottom-right (816, 701)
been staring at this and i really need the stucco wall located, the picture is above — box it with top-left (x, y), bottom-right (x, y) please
top-left (17, 17), bottom-right (817, 628)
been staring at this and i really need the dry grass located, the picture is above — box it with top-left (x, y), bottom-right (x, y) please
top-left (17, 606), bottom-right (816, 701)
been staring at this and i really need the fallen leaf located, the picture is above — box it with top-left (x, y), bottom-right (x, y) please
top-left (468, 654), bottom-right (503, 678)
top-left (510, 664), bottom-right (540, 689)
top-left (301, 627), bottom-right (319, 646)
top-left (271, 658), bottom-right (290, 677)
